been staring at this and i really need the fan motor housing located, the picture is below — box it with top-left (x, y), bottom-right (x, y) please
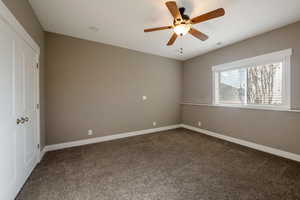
top-left (174, 7), bottom-right (190, 25)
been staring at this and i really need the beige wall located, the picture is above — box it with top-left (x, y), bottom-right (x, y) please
top-left (2, 0), bottom-right (46, 149)
top-left (182, 21), bottom-right (300, 155)
top-left (45, 32), bottom-right (182, 145)
top-left (4, 0), bottom-right (299, 154)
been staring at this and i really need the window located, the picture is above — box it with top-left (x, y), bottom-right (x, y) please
top-left (212, 49), bottom-right (291, 110)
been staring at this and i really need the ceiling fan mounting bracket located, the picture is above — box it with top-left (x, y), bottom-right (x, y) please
top-left (179, 7), bottom-right (190, 21)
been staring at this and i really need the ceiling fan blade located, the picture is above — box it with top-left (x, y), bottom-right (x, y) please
top-left (191, 8), bottom-right (225, 24)
top-left (144, 26), bottom-right (172, 32)
top-left (189, 28), bottom-right (208, 41)
top-left (167, 33), bottom-right (178, 46)
top-left (165, 1), bottom-right (182, 21)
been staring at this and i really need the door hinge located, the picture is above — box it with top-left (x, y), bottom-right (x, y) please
top-left (37, 144), bottom-right (40, 149)
top-left (36, 104), bottom-right (40, 110)
top-left (36, 63), bottom-right (39, 69)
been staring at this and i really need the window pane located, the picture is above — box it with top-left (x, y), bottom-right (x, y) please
top-left (247, 62), bottom-right (282, 105)
top-left (218, 69), bottom-right (246, 104)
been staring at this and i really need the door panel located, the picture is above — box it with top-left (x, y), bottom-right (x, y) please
top-left (23, 43), bottom-right (37, 169)
top-left (0, 18), bottom-right (18, 200)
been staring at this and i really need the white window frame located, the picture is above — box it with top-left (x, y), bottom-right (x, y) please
top-left (212, 49), bottom-right (292, 111)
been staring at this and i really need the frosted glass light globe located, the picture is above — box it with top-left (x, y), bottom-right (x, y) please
top-left (174, 24), bottom-right (191, 36)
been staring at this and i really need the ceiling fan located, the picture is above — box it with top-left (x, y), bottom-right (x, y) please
top-left (144, 1), bottom-right (225, 46)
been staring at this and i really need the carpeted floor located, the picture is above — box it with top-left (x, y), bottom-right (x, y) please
top-left (16, 128), bottom-right (300, 200)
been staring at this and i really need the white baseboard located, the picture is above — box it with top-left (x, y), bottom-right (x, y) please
top-left (39, 148), bottom-right (47, 162)
top-left (44, 124), bottom-right (181, 152)
top-left (181, 124), bottom-right (300, 162)
top-left (42, 123), bottom-right (300, 163)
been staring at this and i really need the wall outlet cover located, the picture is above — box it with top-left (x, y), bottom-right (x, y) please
top-left (88, 130), bottom-right (93, 136)
top-left (153, 122), bottom-right (157, 127)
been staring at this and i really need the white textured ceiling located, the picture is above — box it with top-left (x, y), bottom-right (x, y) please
top-left (29, 0), bottom-right (300, 60)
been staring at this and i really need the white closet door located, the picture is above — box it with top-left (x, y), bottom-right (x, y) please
top-left (0, 16), bottom-right (39, 200)
top-left (0, 17), bottom-right (19, 200)
top-left (21, 40), bottom-right (38, 181)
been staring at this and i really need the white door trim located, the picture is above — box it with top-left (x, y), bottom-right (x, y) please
top-left (36, 56), bottom-right (41, 162)
top-left (0, 0), bottom-right (40, 54)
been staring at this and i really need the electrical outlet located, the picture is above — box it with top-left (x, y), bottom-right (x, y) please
top-left (142, 96), bottom-right (147, 101)
top-left (88, 129), bottom-right (93, 136)
top-left (198, 121), bottom-right (202, 127)
top-left (153, 121), bottom-right (157, 127)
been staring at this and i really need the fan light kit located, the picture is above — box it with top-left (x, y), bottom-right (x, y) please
top-left (173, 23), bottom-right (191, 36)
top-left (144, 1), bottom-right (225, 46)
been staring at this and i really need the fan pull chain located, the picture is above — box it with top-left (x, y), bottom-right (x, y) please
top-left (179, 48), bottom-right (183, 56)
top-left (179, 35), bottom-right (184, 56)
top-left (180, 0), bottom-right (185, 56)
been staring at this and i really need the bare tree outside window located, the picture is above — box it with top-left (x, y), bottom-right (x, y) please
top-left (217, 62), bottom-right (283, 106)
top-left (247, 63), bottom-right (282, 105)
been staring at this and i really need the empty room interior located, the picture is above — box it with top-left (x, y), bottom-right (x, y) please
top-left (1, 0), bottom-right (300, 199)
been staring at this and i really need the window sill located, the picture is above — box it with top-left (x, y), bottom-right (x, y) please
top-left (181, 102), bottom-right (300, 113)
top-left (213, 103), bottom-right (291, 111)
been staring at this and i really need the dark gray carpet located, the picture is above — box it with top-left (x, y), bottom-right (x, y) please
top-left (17, 128), bottom-right (300, 200)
